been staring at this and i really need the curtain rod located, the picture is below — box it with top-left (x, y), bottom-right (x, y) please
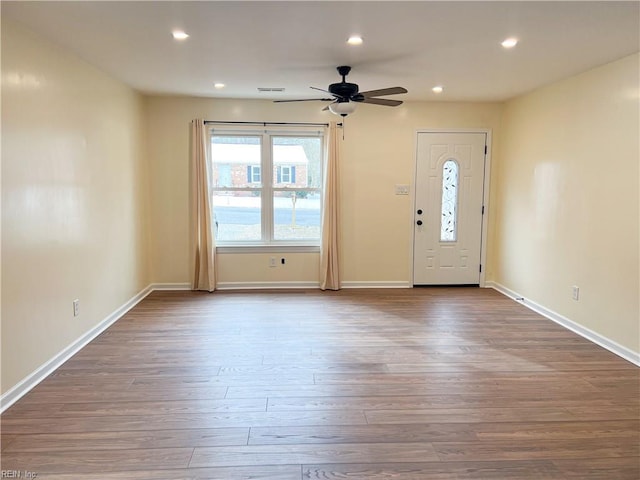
top-left (204, 120), bottom-right (342, 127)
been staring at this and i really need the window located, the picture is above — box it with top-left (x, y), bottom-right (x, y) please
top-left (277, 165), bottom-right (295, 184)
top-left (440, 159), bottom-right (459, 242)
top-left (210, 131), bottom-right (323, 246)
top-left (247, 165), bottom-right (261, 183)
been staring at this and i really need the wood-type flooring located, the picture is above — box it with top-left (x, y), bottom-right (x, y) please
top-left (1, 288), bottom-right (638, 479)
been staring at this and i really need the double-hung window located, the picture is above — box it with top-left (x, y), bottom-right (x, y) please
top-left (210, 129), bottom-right (323, 247)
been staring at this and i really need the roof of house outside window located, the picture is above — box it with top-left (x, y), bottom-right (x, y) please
top-left (212, 144), bottom-right (308, 165)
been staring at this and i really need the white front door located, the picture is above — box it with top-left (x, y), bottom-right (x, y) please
top-left (413, 132), bottom-right (486, 285)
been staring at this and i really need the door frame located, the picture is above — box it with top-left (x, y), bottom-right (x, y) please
top-left (409, 128), bottom-right (492, 287)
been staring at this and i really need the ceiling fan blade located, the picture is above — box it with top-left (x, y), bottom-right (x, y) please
top-left (322, 100), bottom-right (339, 111)
top-left (273, 98), bottom-right (334, 103)
top-left (359, 87), bottom-right (408, 98)
top-left (361, 97), bottom-right (403, 107)
top-left (310, 86), bottom-right (338, 96)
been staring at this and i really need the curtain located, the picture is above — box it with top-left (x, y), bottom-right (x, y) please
top-left (190, 119), bottom-right (216, 292)
top-left (320, 121), bottom-right (340, 290)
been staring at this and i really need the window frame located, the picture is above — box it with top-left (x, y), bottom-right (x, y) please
top-left (209, 127), bottom-right (324, 250)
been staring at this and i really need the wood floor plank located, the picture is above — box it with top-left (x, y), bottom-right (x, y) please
top-left (266, 394), bottom-right (631, 411)
top-left (1, 434), bottom-right (17, 451)
top-left (56, 398), bottom-right (267, 416)
top-left (473, 419), bottom-right (640, 440)
top-left (228, 382), bottom-right (597, 398)
top-left (16, 385), bottom-right (230, 404)
top-left (303, 460), bottom-right (567, 479)
top-left (313, 371), bottom-right (600, 387)
top-left (35, 465), bottom-right (302, 480)
top-left (562, 404), bottom-right (640, 421)
top-left (553, 456), bottom-right (640, 479)
top-left (1, 288), bottom-right (637, 479)
top-left (364, 407), bottom-right (577, 424)
top-left (1, 410), bottom-right (367, 434)
top-left (190, 442), bottom-right (439, 468)
top-left (2, 401), bottom-right (63, 419)
top-left (249, 423), bottom-right (478, 445)
top-left (386, 361), bottom-right (636, 373)
top-left (3, 398), bottom-right (266, 419)
top-left (50, 366), bottom-right (223, 377)
top-left (129, 373), bottom-right (315, 387)
top-left (218, 363), bottom-right (389, 374)
top-left (0, 448), bottom-right (194, 474)
top-left (3, 428), bottom-right (249, 452)
top-left (432, 438), bottom-right (638, 461)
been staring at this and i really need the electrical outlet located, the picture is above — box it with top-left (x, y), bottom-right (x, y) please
top-left (281, 258), bottom-right (286, 265)
top-left (269, 257), bottom-right (277, 268)
top-left (572, 286), bottom-right (580, 301)
top-left (73, 299), bottom-right (80, 317)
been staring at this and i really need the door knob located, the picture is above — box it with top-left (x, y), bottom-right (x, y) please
top-left (417, 209), bottom-right (423, 215)
top-left (416, 220), bottom-right (423, 226)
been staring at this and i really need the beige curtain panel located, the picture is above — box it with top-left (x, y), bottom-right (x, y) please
top-left (320, 121), bottom-right (341, 290)
top-left (190, 119), bottom-right (216, 292)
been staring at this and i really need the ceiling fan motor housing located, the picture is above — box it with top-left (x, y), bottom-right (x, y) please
top-left (329, 82), bottom-right (359, 98)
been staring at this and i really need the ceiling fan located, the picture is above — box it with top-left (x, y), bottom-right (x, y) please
top-left (274, 66), bottom-right (408, 117)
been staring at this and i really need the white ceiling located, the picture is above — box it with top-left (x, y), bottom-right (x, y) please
top-left (3, 1), bottom-right (639, 102)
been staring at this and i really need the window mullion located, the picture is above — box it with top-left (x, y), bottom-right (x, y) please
top-left (262, 134), bottom-right (273, 243)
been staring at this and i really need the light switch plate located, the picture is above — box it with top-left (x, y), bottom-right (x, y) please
top-left (395, 184), bottom-right (410, 195)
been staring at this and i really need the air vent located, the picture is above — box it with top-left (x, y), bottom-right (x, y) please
top-left (258, 87), bottom-right (285, 92)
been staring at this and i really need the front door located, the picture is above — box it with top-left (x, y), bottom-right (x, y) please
top-left (413, 132), bottom-right (486, 285)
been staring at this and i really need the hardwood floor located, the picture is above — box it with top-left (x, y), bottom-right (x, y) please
top-left (1, 288), bottom-right (638, 479)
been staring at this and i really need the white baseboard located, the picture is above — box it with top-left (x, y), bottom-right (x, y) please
top-left (216, 281), bottom-right (411, 290)
top-left (486, 281), bottom-right (640, 366)
top-left (216, 281), bottom-right (319, 290)
top-left (0, 285), bottom-right (154, 413)
top-left (149, 282), bottom-right (192, 290)
top-left (154, 281), bottom-right (414, 291)
top-left (341, 281), bottom-right (412, 289)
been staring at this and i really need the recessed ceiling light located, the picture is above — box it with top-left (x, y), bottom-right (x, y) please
top-left (432, 86), bottom-right (444, 94)
top-left (501, 37), bottom-right (518, 48)
top-left (172, 30), bottom-right (189, 40)
top-left (214, 83), bottom-right (225, 89)
top-left (347, 35), bottom-right (363, 46)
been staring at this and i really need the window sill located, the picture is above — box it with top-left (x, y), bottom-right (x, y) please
top-left (215, 245), bottom-right (320, 254)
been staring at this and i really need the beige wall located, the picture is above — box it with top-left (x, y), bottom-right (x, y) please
top-left (145, 96), bottom-right (503, 286)
top-left (492, 53), bottom-right (639, 352)
top-left (1, 20), bottom-right (150, 394)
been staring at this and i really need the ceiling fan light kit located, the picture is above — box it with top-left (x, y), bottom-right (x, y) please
top-left (274, 65), bottom-right (407, 117)
top-left (328, 101), bottom-right (357, 117)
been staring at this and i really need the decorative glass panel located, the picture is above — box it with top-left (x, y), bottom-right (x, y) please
top-left (440, 159), bottom-right (459, 242)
